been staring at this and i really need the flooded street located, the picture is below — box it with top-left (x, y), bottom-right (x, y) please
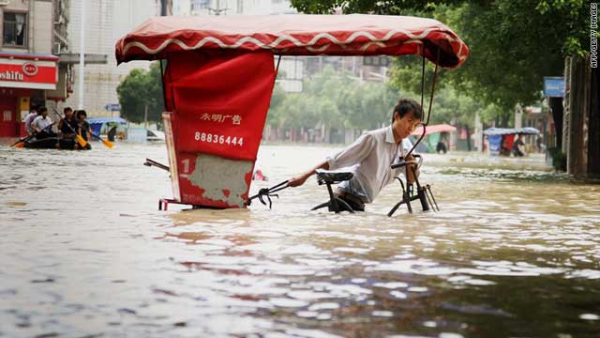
top-left (1, 143), bottom-right (599, 338)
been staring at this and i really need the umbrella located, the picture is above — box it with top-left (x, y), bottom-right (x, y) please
top-left (411, 123), bottom-right (456, 136)
top-left (483, 127), bottom-right (540, 136)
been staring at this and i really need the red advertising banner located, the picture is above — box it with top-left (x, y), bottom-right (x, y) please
top-left (0, 60), bottom-right (57, 90)
top-left (163, 51), bottom-right (276, 207)
top-left (166, 51), bottom-right (276, 161)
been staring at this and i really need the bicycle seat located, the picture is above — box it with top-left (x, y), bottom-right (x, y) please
top-left (315, 169), bottom-right (354, 185)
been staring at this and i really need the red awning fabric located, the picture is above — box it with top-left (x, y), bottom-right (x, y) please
top-left (116, 14), bottom-right (468, 68)
top-left (411, 123), bottom-right (456, 136)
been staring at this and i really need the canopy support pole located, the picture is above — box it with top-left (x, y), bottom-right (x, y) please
top-left (405, 47), bottom-right (440, 158)
top-left (275, 55), bottom-right (282, 74)
top-left (160, 60), bottom-right (168, 112)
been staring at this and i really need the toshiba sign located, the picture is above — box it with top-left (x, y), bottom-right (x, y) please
top-left (0, 70), bottom-right (24, 81)
top-left (0, 55), bottom-right (58, 90)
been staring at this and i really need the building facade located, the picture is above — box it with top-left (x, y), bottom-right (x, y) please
top-left (173, 0), bottom-right (296, 16)
top-left (0, 0), bottom-right (68, 138)
top-left (65, 0), bottom-right (160, 117)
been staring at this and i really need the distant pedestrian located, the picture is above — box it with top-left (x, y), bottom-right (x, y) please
top-left (436, 140), bottom-right (447, 154)
top-left (107, 125), bottom-right (118, 142)
top-left (513, 134), bottom-right (526, 157)
top-left (23, 106), bottom-right (38, 136)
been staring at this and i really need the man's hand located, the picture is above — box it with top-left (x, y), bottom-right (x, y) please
top-left (288, 161), bottom-right (329, 188)
top-left (288, 172), bottom-right (311, 187)
top-left (405, 154), bottom-right (418, 184)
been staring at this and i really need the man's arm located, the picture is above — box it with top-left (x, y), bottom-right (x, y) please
top-left (404, 154), bottom-right (419, 184)
top-left (288, 133), bottom-right (374, 188)
top-left (401, 139), bottom-right (419, 184)
top-left (288, 161), bottom-right (329, 187)
top-left (57, 120), bottom-right (64, 137)
top-left (31, 118), bottom-right (42, 133)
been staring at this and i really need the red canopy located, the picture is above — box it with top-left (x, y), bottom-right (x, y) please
top-left (116, 14), bottom-right (468, 68)
top-left (411, 123), bottom-right (456, 136)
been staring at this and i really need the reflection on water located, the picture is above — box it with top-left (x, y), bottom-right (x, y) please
top-left (1, 143), bottom-right (599, 337)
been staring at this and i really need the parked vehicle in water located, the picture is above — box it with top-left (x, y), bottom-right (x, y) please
top-left (147, 129), bottom-right (165, 142)
top-left (484, 127), bottom-right (540, 156)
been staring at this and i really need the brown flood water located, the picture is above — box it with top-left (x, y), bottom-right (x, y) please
top-left (1, 143), bottom-right (599, 338)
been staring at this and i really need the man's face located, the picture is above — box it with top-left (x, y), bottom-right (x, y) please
top-left (394, 110), bottom-right (421, 140)
top-left (41, 110), bottom-right (48, 118)
top-left (65, 110), bottom-right (73, 118)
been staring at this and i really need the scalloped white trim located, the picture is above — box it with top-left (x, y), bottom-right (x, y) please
top-left (121, 27), bottom-right (467, 62)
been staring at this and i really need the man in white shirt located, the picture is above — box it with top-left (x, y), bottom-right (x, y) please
top-left (289, 98), bottom-right (422, 211)
top-left (31, 107), bottom-right (56, 139)
top-left (23, 106), bottom-right (38, 136)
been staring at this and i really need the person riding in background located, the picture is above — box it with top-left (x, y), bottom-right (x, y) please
top-left (31, 107), bottom-right (56, 139)
top-left (75, 110), bottom-right (93, 150)
top-left (288, 98), bottom-right (422, 212)
top-left (58, 107), bottom-right (78, 139)
top-left (23, 105), bottom-right (38, 136)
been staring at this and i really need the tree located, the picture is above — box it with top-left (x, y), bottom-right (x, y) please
top-left (290, 0), bottom-right (467, 15)
top-left (265, 66), bottom-right (403, 142)
top-left (289, 0), bottom-right (589, 112)
top-left (117, 62), bottom-right (165, 123)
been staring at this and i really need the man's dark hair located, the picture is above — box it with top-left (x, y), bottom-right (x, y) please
top-left (64, 107), bottom-right (73, 113)
top-left (77, 110), bottom-right (87, 118)
top-left (38, 106), bottom-right (48, 113)
top-left (392, 99), bottom-right (422, 124)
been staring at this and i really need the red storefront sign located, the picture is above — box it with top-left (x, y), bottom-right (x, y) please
top-left (0, 55), bottom-right (58, 90)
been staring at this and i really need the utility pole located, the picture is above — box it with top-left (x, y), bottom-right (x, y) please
top-left (144, 104), bottom-right (148, 129)
top-left (160, 0), bottom-right (168, 16)
top-left (78, 0), bottom-right (86, 110)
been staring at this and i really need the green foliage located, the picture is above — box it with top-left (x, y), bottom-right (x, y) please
top-left (443, 1), bottom-right (574, 111)
top-left (548, 147), bottom-right (567, 171)
top-left (267, 66), bottom-right (400, 133)
top-left (116, 62), bottom-right (165, 123)
top-left (535, 0), bottom-right (589, 56)
top-left (269, 68), bottom-right (507, 140)
top-left (267, 66), bottom-right (502, 138)
top-left (289, 0), bottom-right (466, 15)
top-left (289, 0), bottom-right (589, 114)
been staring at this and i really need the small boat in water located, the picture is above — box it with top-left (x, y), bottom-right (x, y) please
top-left (23, 137), bottom-right (91, 150)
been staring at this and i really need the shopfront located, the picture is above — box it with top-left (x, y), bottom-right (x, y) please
top-left (0, 52), bottom-right (58, 138)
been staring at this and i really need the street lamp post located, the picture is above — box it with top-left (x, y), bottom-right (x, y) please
top-left (78, 0), bottom-right (86, 110)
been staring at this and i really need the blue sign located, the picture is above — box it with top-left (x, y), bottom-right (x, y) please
top-left (488, 135), bottom-right (502, 156)
top-left (543, 77), bottom-right (565, 97)
top-left (105, 103), bottom-right (121, 112)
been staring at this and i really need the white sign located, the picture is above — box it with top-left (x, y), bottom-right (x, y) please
top-left (3, 110), bottom-right (12, 122)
